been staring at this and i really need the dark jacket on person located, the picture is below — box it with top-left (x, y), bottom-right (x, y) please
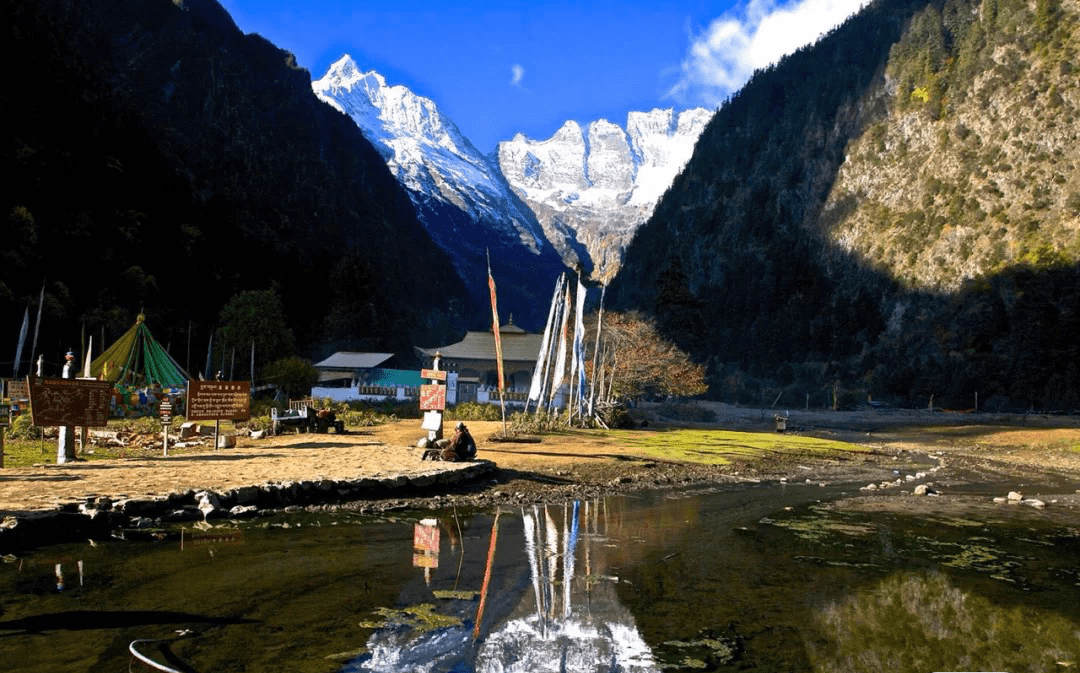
top-left (449, 427), bottom-right (476, 461)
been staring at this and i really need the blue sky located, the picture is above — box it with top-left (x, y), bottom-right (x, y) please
top-left (218, 0), bottom-right (866, 153)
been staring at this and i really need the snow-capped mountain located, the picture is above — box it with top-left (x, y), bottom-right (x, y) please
top-left (498, 108), bottom-right (713, 283)
top-left (313, 55), bottom-right (566, 329)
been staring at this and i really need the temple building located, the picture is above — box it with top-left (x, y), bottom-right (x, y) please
top-left (416, 321), bottom-right (543, 404)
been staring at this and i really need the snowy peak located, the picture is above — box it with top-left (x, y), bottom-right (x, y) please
top-left (497, 107), bottom-right (713, 281)
top-left (313, 55), bottom-right (488, 196)
top-left (312, 56), bottom-right (569, 329)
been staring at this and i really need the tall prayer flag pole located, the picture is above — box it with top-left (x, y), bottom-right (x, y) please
top-left (487, 250), bottom-right (507, 433)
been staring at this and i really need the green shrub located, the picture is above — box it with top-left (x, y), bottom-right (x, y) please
top-left (8, 412), bottom-right (41, 440)
top-left (447, 402), bottom-right (502, 422)
top-left (339, 408), bottom-right (393, 427)
top-left (112, 416), bottom-right (162, 434)
top-left (238, 415), bottom-right (273, 432)
top-left (506, 410), bottom-right (566, 435)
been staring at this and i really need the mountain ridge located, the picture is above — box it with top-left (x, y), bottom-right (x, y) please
top-left (498, 107), bottom-right (713, 283)
top-left (1, 0), bottom-right (469, 364)
top-left (313, 55), bottom-right (566, 330)
top-left (611, 0), bottom-right (1080, 411)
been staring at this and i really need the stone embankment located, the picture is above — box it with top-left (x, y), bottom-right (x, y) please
top-left (0, 460), bottom-right (494, 553)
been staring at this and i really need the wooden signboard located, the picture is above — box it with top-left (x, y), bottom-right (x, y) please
top-left (419, 383), bottom-right (446, 411)
top-left (420, 368), bottom-right (447, 382)
top-left (27, 377), bottom-right (113, 427)
top-left (187, 381), bottom-right (251, 421)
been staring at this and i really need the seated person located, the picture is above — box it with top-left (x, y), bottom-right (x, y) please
top-left (440, 421), bottom-right (476, 462)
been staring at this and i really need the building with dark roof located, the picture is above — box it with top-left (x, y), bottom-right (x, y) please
top-left (312, 352), bottom-right (396, 386)
top-left (416, 321), bottom-right (544, 403)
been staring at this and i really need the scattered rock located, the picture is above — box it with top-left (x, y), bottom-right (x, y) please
top-left (196, 491), bottom-right (222, 519)
top-left (1007, 491), bottom-right (1023, 502)
top-left (229, 505), bottom-right (259, 518)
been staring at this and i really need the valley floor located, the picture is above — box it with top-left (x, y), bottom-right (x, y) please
top-left (3, 402), bottom-right (1080, 519)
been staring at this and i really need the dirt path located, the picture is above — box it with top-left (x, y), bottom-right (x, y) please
top-left (0, 420), bottom-right (685, 516)
top-left (3, 405), bottom-right (1080, 517)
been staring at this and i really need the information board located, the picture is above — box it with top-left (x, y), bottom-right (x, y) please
top-left (28, 377), bottom-right (113, 427)
top-left (419, 383), bottom-right (446, 411)
top-left (187, 381), bottom-right (251, 421)
top-left (5, 379), bottom-right (28, 401)
top-left (420, 368), bottom-right (447, 381)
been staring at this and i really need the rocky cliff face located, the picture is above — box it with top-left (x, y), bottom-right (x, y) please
top-left (498, 108), bottom-right (713, 283)
top-left (610, 0), bottom-right (1080, 411)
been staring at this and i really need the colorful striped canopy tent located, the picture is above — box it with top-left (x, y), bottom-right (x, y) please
top-left (89, 314), bottom-right (190, 386)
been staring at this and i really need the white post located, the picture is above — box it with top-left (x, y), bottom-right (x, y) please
top-left (56, 351), bottom-right (76, 464)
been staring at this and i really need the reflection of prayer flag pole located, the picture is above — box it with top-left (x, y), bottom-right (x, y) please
top-left (474, 509), bottom-right (501, 639)
top-left (522, 507), bottom-right (544, 627)
top-left (564, 500), bottom-right (580, 617)
top-left (544, 505), bottom-right (559, 619)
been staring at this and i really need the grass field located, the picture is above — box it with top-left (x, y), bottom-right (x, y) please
top-left (601, 427), bottom-right (870, 465)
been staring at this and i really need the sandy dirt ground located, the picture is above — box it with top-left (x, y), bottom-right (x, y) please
top-left (3, 403), bottom-right (1080, 517)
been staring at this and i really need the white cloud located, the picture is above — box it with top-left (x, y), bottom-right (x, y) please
top-left (511, 63), bottom-right (525, 86)
top-left (667, 0), bottom-right (866, 108)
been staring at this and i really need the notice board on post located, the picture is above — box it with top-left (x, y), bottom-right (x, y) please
top-left (187, 381), bottom-right (251, 421)
top-left (419, 384), bottom-right (446, 411)
top-left (27, 377), bottom-right (113, 427)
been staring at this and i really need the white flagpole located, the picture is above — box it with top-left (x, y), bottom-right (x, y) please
top-left (527, 275), bottom-right (564, 410)
top-left (549, 283), bottom-right (571, 411)
top-left (82, 337), bottom-right (92, 378)
top-left (13, 307), bottom-right (28, 378)
top-left (572, 275), bottom-right (587, 423)
top-left (29, 284), bottom-right (44, 373)
top-left (588, 285), bottom-right (606, 418)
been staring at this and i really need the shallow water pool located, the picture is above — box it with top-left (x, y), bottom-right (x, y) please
top-left (2, 478), bottom-right (1079, 672)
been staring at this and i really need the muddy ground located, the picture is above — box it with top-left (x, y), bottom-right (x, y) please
top-left (4, 401), bottom-right (1080, 517)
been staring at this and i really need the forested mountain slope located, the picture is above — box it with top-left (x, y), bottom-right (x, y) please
top-left (1, 0), bottom-right (470, 368)
top-left (612, 0), bottom-right (1080, 411)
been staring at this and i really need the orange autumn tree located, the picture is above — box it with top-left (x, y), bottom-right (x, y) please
top-left (589, 310), bottom-right (706, 406)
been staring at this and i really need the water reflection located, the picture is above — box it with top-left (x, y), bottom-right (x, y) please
top-left (808, 571), bottom-right (1080, 673)
top-left (351, 501), bottom-right (659, 672)
top-left (3, 483), bottom-right (1080, 671)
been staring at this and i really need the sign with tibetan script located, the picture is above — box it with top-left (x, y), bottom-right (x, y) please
top-left (419, 384), bottom-right (446, 411)
top-left (187, 381), bottom-right (250, 421)
top-left (420, 368), bottom-right (447, 381)
top-left (28, 377), bottom-right (112, 427)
